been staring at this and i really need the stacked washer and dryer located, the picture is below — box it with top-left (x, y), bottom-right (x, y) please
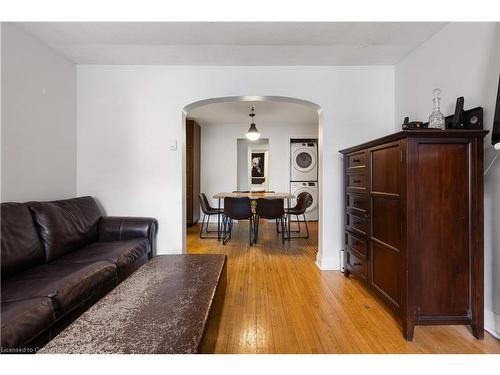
top-left (290, 139), bottom-right (319, 221)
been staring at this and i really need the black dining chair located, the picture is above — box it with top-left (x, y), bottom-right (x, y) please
top-left (232, 190), bottom-right (274, 194)
top-left (255, 198), bottom-right (286, 244)
top-left (281, 191), bottom-right (310, 239)
top-left (199, 193), bottom-right (222, 239)
top-left (222, 197), bottom-right (254, 246)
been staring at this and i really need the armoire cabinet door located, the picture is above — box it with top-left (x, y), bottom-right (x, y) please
top-left (410, 140), bottom-right (470, 318)
top-left (370, 142), bottom-right (402, 309)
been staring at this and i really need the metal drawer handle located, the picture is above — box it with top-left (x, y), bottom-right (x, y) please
top-left (352, 262), bottom-right (362, 267)
top-left (352, 179), bottom-right (361, 184)
top-left (352, 158), bottom-right (361, 163)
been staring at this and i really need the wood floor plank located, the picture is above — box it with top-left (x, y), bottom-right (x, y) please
top-left (188, 221), bottom-right (500, 354)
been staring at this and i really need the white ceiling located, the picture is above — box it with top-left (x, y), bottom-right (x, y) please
top-left (187, 100), bottom-right (318, 127)
top-left (14, 22), bottom-right (446, 65)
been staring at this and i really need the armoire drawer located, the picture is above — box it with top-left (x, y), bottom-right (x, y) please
top-left (346, 212), bottom-right (368, 236)
top-left (347, 251), bottom-right (368, 279)
top-left (346, 193), bottom-right (369, 215)
top-left (346, 173), bottom-right (367, 192)
top-left (346, 151), bottom-right (367, 169)
top-left (345, 231), bottom-right (368, 260)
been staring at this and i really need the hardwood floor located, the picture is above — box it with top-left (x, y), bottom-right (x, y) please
top-left (187, 221), bottom-right (500, 354)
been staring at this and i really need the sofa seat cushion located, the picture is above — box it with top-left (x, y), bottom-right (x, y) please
top-left (1, 261), bottom-right (116, 314)
top-left (53, 239), bottom-right (149, 274)
top-left (1, 297), bottom-right (56, 349)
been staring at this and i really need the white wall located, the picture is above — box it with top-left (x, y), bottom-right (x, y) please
top-left (1, 23), bottom-right (76, 202)
top-left (201, 122), bottom-right (317, 216)
top-left (395, 22), bottom-right (500, 338)
top-left (236, 138), bottom-right (250, 190)
top-left (77, 66), bottom-right (395, 269)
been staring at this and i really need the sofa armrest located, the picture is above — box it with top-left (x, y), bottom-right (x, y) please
top-left (98, 217), bottom-right (158, 257)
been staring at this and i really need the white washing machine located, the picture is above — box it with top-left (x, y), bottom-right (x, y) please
top-left (290, 141), bottom-right (318, 182)
top-left (290, 181), bottom-right (319, 221)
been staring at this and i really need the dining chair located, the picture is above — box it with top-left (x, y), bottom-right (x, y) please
top-left (199, 193), bottom-right (222, 239)
top-left (222, 197), bottom-right (254, 246)
top-left (255, 198), bottom-right (286, 244)
top-left (280, 191), bottom-right (310, 239)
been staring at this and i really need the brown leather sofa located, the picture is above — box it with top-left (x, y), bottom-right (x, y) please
top-left (0, 196), bottom-right (158, 351)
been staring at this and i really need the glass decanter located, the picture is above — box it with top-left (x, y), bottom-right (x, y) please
top-left (428, 88), bottom-right (446, 130)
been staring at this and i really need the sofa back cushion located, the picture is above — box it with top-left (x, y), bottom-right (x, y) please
top-left (1, 203), bottom-right (45, 278)
top-left (28, 197), bottom-right (102, 262)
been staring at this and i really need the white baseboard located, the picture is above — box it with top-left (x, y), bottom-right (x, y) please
top-left (315, 253), bottom-right (339, 270)
top-left (485, 308), bottom-right (500, 339)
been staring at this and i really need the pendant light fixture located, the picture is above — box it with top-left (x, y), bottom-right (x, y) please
top-left (245, 106), bottom-right (261, 141)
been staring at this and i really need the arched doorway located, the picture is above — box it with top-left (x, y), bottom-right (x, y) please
top-left (181, 96), bottom-right (323, 265)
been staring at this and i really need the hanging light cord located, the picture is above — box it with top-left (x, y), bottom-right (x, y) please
top-left (484, 153), bottom-right (499, 176)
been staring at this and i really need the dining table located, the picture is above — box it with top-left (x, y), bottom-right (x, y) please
top-left (212, 192), bottom-right (294, 242)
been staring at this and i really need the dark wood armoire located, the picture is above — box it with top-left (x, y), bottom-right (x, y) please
top-left (339, 129), bottom-right (488, 341)
top-left (186, 119), bottom-right (201, 227)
